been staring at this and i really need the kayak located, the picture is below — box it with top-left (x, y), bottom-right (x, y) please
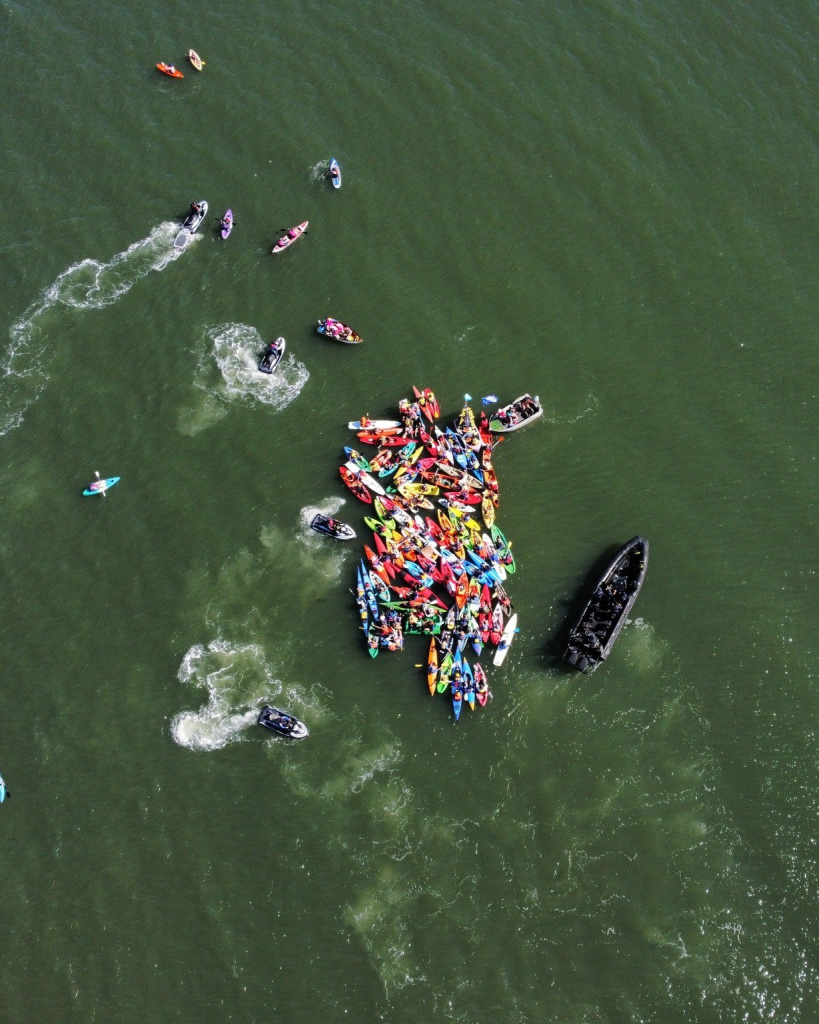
top-left (273, 221), bottom-right (308, 252)
top-left (187, 49), bottom-right (205, 70)
top-left (339, 466), bottom-right (372, 503)
top-left (481, 493), bottom-right (496, 528)
top-left (318, 319), bottom-right (362, 344)
top-left (174, 200), bottom-right (208, 250)
top-left (329, 158), bottom-right (342, 188)
top-left (344, 447), bottom-right (371, 472)
top-left (474, 663), bottom-right (491, 706)
top-left (83, 476), bottom-right (120, 496)
top-left (157, 62), bottom-right (183, 78)
top-left (490, 524), bottom-right (516, 572)
top-left (343, 462), bottom-right (386, 496)
top-left (220, 209), bottom-right (233, 239)
top-left (463, 658), bottom-right (476, 710)
top-left (357, 433), bottom-right (409, 447)
top-left (310, 514), bottom-right (356, 541)
top-left (492, 613), bottom-right (518, 667)
top-left (258, 705), bottom-right (309, 739)
top-left (427, 638), bottom-right (438, 695)
top-left (258, 337), bottom-right (285, 374)
top-left (0, 773), bottom-right (5, 803)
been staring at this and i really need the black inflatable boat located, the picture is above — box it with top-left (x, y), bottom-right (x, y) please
top-left (563, 536), bottom-right (648, 674)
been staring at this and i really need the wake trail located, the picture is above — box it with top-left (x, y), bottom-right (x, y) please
top-left (1, 221), bottom-right (184, 436)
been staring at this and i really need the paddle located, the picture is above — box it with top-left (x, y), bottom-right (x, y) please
top-left (95, 470), bottom-right (107, 497)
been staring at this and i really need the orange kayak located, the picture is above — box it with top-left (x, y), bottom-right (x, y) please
top-left (157, 62), bottom-right (184, 78)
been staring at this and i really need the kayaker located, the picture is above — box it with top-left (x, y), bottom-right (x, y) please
top-left (287, 227), bottom-right (299, 239)
top-left (330, 164), bottom-right (340, 181)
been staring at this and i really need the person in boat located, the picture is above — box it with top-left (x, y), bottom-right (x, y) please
top-left (330, 164), bottom-right (340, 181)
top-left (190, 202), bottom-right (201, 215)
top-left (287, 227), bottom-right (299, 239)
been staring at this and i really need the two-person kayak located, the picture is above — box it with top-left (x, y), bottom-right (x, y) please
top-left (272, 222), bottom-right (308, 253)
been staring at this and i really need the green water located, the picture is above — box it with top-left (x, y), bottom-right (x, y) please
top-left (2, 0), bottom-right (819, 1020)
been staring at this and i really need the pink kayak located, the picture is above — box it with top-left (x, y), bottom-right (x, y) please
top-left (273, 221), bottom-right (308, 252)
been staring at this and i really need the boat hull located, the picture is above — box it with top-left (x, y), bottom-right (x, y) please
top-left (563, 537), bottom-right (649, 673)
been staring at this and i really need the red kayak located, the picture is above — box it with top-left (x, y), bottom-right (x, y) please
top-left (339, 466), bottom-right (372, 503)
top-left (357, 432), bottom-right (409, 447)
top-left (444, 490), bottom-right (482, 505)
top-left (157, 62), bottom-right (184, 78)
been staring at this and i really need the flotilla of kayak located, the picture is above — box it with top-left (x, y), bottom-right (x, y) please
top-left (332, 387), bottom-right (529, 719)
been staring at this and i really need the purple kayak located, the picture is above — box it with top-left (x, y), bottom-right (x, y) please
top-left (220, 209), bottom-right (233, 239)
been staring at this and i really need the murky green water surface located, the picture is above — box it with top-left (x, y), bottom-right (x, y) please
top-left (2, 0), bottom-right (819, 1020)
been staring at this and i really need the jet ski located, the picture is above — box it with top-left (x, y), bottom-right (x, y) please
top-left (258, 705), bottom-right (309, 739)
top-left (174, 200), bottom-right (208, 250)
top-left (310, 513), bottom-right (356, 540)
top-left (258, 337), bottom-right (286, 374)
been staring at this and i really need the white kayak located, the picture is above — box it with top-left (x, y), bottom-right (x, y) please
top-left (347, 419), bottom-right (402, 431)
top-left (344, 461), bottom-right (386, 496)
top-left (492, 613), bottom-right (518, 667)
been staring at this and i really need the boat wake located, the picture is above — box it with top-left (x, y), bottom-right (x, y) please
top-left (171, 639), bottom-right (280, 751)
top-left (0, 221), bottom-right (183, 437)
top-left (180, 323), bottom-right (309, 434)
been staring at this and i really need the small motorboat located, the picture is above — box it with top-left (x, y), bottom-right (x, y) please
top-left (489, 394), bottom-right (542, 433)
top-left (174, 200), bottom-right (208, 250)
top-left (258, 337), bottom-right (286, 374)
top-left (310, 514), bottom-right (356, 541)
top-left (157, 62), bottom-right (183, 78)
top-left (187, 49), bottom-right (205, 71)
top-left (318, 319), bottom-right (362, 344)
top-left (273, 221), bottom-right (308, 252)
top-left (258, 705), bottom-right (309, 739)
top-left (220, 209), bottom-right (233, 239)
top-left (563, 536), bottom-right (649, 674)
top-left (329, 158), bottom-right (342, 189)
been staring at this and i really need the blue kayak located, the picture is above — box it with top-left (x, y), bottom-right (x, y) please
top-left (83, 476), bottom-right (120, 497)
top-left (0, 774), bottom-right (6, 803)
top-left (329, 158), bottom-right (341, 189)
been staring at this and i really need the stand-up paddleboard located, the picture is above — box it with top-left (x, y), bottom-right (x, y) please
top-left (187, 49), bottom-right (205, 71)
top-left (174, 200), bottom-right (208, 250)
top-left (220, 209), bottom-right (233, 239)
top-left (492, 613), bottom-right (518, 667)
top-left (347, 419), bottom-right (401, 431)
top-left (83, 473), bottom-right (120, 497)
top-left (329, 158), bottom-right (341, 189)
top-left (272, 221), bottom-right (308, 252)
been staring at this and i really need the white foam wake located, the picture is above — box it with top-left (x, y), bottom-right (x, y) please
top-left (1, 221), bottom-right (184, 436)
top-left (210, 323), bottom-right (310, 408)
top-left (298, 496), bottom-right (347, 546)
top-left (171, 639), bottom-right (281, 751)
top-left (180, 323), bottom-right (310, 435)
